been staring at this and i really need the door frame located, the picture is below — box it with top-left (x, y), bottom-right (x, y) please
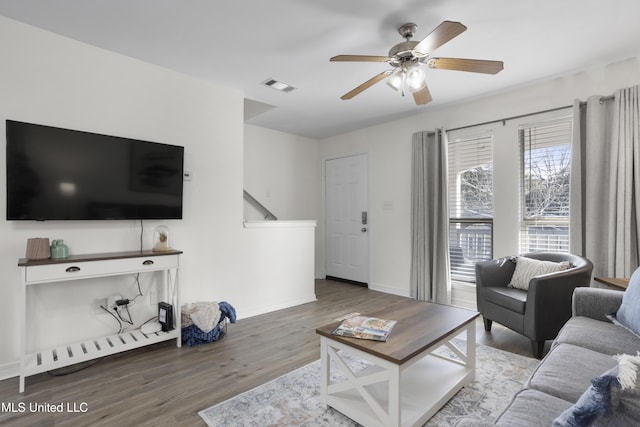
top-left (322, 152), bottom-right (371, 285)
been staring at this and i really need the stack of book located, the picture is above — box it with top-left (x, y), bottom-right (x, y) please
top-left (332, 314), bottom-right (397, 342)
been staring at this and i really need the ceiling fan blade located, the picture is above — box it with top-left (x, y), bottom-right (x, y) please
top-left (340, 71), bottom-right (392, 100)
top-left (330, 55), bottom-right (391, 62)
top-left (427, 57), bottom-right (504, 74)
top-left (413, 21), bottom-right (467, 56)
top-left (412, 85), bottom-right (432, 105)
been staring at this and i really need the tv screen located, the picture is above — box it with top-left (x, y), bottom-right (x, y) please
top-left (6, 120), bottom-right (184, 220)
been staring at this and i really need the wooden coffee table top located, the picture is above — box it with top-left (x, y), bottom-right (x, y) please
top-left (316, 299), bottom-right (479, 365)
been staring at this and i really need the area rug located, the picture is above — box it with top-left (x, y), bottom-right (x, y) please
top-left (199, 341), bottom-right (538, 426)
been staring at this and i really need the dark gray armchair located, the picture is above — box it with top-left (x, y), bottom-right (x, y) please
top-left (475, 252), bottom-right (593, 358)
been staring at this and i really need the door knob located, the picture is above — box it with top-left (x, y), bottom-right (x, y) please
top-left (361, 227), bottom-right (367, 232)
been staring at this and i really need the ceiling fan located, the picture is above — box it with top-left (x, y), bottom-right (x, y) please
top-left (330, 21), bottom-right (504, 105)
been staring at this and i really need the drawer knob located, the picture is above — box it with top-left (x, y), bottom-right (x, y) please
top-left (142, 260), bottom-right (154, 265)
top-left (65, 266), bottom-right (81, 273)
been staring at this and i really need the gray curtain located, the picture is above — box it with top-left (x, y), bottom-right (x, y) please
top-left (570, 85), bottom-right (640, 277)
top-left (410, 129), bottom-right (451, 303)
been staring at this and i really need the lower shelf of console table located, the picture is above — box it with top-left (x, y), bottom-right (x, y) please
top-left (18, 249), bottom-right (182, 393)
top-left (23, 329), bottom-right (179, 380)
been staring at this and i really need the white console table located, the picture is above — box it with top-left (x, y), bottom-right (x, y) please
top-left (18, 249), bottom-right (182, 393)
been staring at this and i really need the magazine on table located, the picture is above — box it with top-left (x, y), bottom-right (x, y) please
top-left (332, 315), bottom-right (397, 341)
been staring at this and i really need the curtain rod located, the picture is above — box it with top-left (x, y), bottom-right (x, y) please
top-left (447, 105), bottom-right (572, 132)
top-left (578, 94), bottom-right (616, 106)
top-left (596, 94), bottom-right (615, 104)
top-left (447, 94), bottom-right (615, 133)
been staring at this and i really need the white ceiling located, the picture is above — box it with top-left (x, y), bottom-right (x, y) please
top-left (1, 0), bottom-right (639, 139)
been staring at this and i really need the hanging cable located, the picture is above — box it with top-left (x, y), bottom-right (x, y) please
top-left (140, 219), bottom-right (144, 251)
top-left (100, 305), bottom-right (123, 334)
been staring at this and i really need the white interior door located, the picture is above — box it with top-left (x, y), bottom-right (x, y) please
top-left (325, 154), bottom-right (369, 284)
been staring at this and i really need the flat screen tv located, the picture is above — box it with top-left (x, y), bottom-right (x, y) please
top-left (6, 120), bottom-right (184, 220)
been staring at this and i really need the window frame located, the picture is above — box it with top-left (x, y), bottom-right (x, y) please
top-left (447, 132), bottom-right (494, 284)
top-left (518, 117), bottom-right (573, 254)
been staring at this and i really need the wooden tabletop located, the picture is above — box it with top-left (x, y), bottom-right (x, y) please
top-left (18, 249), bottom-right (183, 267)
top-left (594, 277), bottom-right (629, 290)
top-left (316, 298), bottom-right (478, 365)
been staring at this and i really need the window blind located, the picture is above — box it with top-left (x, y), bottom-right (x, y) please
top-left (519, 119), bottom-right (572, 253)
top-left (448, 134), bottom-right (493, 282)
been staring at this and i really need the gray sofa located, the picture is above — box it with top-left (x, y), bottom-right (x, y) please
top-left (475, 287), bottom-right (640, 426)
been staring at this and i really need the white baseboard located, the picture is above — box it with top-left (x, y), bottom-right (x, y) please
top-left (368, 282), bottom-right (411, 298)
top-left (0, 361), bottom-right (19, 380)
top-left (238, 294), bottom-right (318, 320)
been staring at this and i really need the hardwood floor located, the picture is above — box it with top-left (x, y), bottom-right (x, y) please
top-left (0, 279), bottom-right (537, 426)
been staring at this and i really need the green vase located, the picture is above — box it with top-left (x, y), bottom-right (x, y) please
top-left (50, 240), bottom-right (69, 259)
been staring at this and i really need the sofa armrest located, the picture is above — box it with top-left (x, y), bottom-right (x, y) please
top-left (475, 257), bottom-right (516, 289)
top-left (572, 287), bottom-right (624, 322)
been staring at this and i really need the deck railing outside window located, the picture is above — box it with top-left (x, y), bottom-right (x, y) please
top-left (519, 119), bottom-right (572, 253)
top-left (448, 134), bottom-right (493, 283)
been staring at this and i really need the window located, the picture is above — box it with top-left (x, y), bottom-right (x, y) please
top-left (519, 119), bottom-right (572, 253)
top-left (448, 134), bottom-right (493, 282)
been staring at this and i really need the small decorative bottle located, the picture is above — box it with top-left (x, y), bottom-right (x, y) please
top-left (152, 225), bottom-right (171, 252)
top-left (50, 239), bottom-right (70, 259)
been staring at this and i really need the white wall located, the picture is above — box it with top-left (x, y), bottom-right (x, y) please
top-left (244, 125), bottom-right (322, 275)
top-left (242, 221), bottom-right (317, 317)
top-left (5, 12), bottom-right (634, 374)
top-left (0, 17), bottom-right (314, 377)
top-left (318, 56), bottom-right (640, 296)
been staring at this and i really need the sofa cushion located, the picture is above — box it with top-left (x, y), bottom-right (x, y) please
top-left (554, 316), bottom-right (640, 356)
top-left (609, 266), bottom-right (640, 337)
top-left (553, 353), bottom-right (640, 427)
top-left (495, 389), bottom-right (572, 427)
top-left (509, 256), bottom-right (571, 290)
top-left (482, 287), bottom-right (527, 314)
top-left (526, 343), bottom-right (617, 403)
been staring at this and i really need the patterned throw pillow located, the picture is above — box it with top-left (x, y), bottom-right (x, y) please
top-left (553, 353), bottom-right (640, 426)
top-left (508, 256), bottom-right (572, 290)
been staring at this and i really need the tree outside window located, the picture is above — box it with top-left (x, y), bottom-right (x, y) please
top-left (520, 120), bottom-right (572, 253)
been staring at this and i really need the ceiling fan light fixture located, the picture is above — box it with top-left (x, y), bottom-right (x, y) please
top-left (386, 69), bottom-right (405, 92)
top-left (405, 66), bottom-right (426, 92)
top-left (409, 81), bottom-right (427, 94)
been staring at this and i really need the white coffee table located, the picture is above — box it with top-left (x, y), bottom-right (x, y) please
top-left (316, 300), bottom-right (479, 427)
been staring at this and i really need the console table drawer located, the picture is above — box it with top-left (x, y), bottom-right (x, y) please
top-left (24, 255), bottom-right (179, 284)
